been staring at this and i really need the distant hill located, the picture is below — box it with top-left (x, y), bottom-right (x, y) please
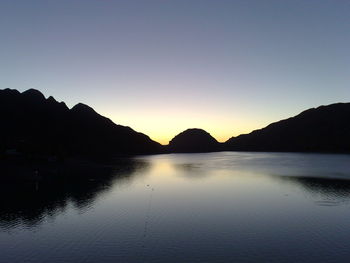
top-left (224, 103), bottom-right (350, 153)
top-left (167, 128), bottom-right (220, 153)
top-left (0, 89), bottom-right (161, 157)
top-left (1, 89), bottom-right (349, 157)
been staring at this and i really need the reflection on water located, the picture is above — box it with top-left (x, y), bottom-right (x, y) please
top-left (0, 159), bottom-right (150, 230)
top-left (278, 176), bottom-right (350, 206)
top-left (1, 152), bottom-right (350, 263)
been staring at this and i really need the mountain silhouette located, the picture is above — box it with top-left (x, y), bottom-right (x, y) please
top-left (224, 103), bottom-right (350, 153)
top-left (0, 89), bottom-right (161, 157)
top-left (167, 128), bottom-right (220, 153)
top-left (1, 89), bottom-right (349, 156)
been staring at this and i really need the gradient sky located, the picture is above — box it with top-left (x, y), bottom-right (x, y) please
top-left (1, 0), bottom-right (349, 144)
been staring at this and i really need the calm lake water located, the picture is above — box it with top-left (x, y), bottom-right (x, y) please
top-left (1, 152), bottom-right (350, 263)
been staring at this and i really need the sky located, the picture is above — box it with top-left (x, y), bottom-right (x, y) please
top-left (1, 0), bottom-right (349, 145)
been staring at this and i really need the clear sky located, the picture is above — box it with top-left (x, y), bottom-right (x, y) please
top-left (1, 0), bottom-right (349, 144)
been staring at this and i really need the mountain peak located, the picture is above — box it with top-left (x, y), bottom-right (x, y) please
top-left (177, 128), bottom-right (214, 136)
top-left (168, 128), bottom-right (219, 153)
top-left (71, 103), bottom-right (96, 114)
top-left (0, 88), bottom-right (161, 156)
top-left (47, 96), bottom-right (57, 102)
top-left (22, 89), bottom-right (45, 100)
top-left (0, 88), bottom-right (20, 95)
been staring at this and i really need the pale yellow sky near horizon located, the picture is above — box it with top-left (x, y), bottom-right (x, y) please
top-left (105, 110), bottom-right (278, 145)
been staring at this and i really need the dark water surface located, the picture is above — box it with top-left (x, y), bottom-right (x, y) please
top-left (1, 152), bottom-right (350, 263)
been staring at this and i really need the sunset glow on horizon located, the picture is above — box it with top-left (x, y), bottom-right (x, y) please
top-left (1, 0), bottom-right (349, 145)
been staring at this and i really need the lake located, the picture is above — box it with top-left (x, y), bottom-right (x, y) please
top-left (1, 152), bottom-right (350, 263)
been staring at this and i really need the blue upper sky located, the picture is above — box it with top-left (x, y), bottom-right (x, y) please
top-left (1, 0), bottom-right (349, 144)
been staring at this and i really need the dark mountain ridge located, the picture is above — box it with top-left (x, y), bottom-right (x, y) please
top-left (0, 89), bottom-right (161, 158)
top-left (224, 103), bottom-right (350, 153)
top-left (1, 88), bottom-right (349, 157)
